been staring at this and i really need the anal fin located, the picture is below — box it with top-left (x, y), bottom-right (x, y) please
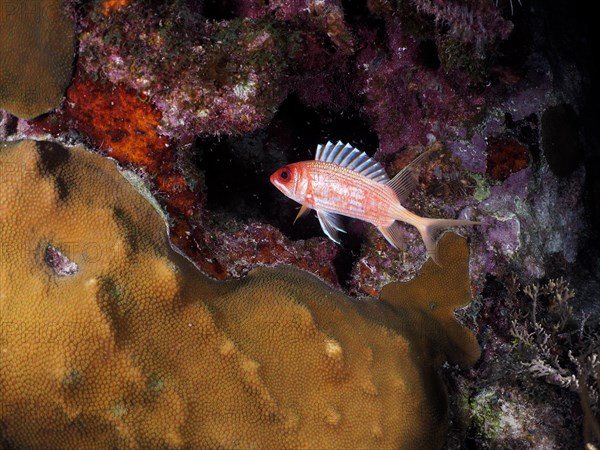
top-left (377, 221), bottom-right (407, 250)
top-left (317, 210), bottom-right (346, 244)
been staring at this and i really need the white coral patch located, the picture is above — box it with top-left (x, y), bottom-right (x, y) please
top-left (233, 80), bottom-right (257, 101)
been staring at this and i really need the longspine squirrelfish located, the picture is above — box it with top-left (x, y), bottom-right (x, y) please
top-left (270, 141), bottom-right (480, 263)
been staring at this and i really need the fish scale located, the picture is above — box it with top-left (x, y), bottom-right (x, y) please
top-left (305, 162), bottom-right (397, 224)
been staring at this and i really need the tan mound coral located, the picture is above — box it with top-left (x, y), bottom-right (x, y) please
top-left (0, 140), bottom-right (480, 449)
top-left (0, 1), bottom-right (75, 118)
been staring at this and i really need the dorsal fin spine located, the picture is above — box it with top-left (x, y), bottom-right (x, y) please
top-left (369, 168), bottom-right (386, 178)
top-left (313, 141), bottom-right (390, 182)
top-left (340, 149), bottom-right (359, 166)
top-left (362, 166), bottom-right (378, 177)
top-left (326, 142), bottom-right (344, 163)
top-left (333, 149), bottom-right (345, 164)
top-left (334, 143), bottom-right (353, 165)
top-left (316, 144), bottom-right (323, 160)
top-left (347, 154), bottom-right (365, 169)
top-left (356, 160), bottom-right (371, 172)
top-left (321, 141), bottom-right (335, 161)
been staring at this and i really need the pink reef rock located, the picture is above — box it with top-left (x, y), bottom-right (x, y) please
top-left (75, 0), bottom-right (357, 143)
top-left (355, 18), bottom-right (480, 155)
top-left (188, 219), bottom-right (338, 283)
top-left (413, 0), bottom-right (513, 50)
top-left (78, 2), bottom-right (291, 141)
top-left (235, 0), bottom-right (348, 36)
top-left (238, 0), bottom-right (356, 111)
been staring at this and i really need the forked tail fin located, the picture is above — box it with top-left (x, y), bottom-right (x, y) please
top-left (416, 218), bottom-right (481, 265)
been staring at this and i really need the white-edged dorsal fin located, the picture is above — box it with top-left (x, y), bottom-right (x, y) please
top-left (317, 141), bottom-right (335, 162)
top-left (315, 141), bottom-right (389, 182)
top-left (387, 147), bottom-right (438, 202)
top-left (326, 142), bottom-right (344, 163)
top-left (315, 143), bottom-right (324, 160)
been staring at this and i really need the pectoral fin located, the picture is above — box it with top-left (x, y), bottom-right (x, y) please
top-left (294, 203), bottom-right (311, 224)
top-left (317, 210), bottom-right (346, 244)
top-left (377, 221), bottom-right (407, 250)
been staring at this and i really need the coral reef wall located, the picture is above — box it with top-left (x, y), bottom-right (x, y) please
top-left (1, 0), bottom-right (599, 448)
top-left (0, 140), bottom-right (478, 449)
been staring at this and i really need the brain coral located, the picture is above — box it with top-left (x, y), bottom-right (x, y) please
top-left (0, 1), bottom-right (75, 118)
top-left (0, 140), bottom-right (480, 449)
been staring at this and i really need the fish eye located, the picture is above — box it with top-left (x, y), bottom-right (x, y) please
top-left (279, 169), bottom-right (291, 181)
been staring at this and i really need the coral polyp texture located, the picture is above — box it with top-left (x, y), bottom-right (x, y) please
top-left (0, 140), bottom-right (479, 449)
top-left (0, 0), bottom-right (75, 118)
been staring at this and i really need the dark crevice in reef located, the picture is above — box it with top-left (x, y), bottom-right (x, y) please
top-left (341, 0), bottom-right (387, 51)
top-left (340, 0), bottom-right (370, 19)
top-left (194, 93), bottom-right (378, 286)
top-left (201, 0), bottom-right (237, 21)
top-left (541, 103), bottom-right (581, 177)
top-left (2, 114), bottom-right (18, 137)
top-left (417, 39), bottom-right (441, 71)
top-left (494, 1), bottom-right (531, 71)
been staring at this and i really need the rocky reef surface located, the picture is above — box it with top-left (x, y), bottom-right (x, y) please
top-left (1, 0), bottom-right (599, 448)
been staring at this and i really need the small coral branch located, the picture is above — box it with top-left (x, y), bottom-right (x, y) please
top-left (510, 278), bottom-right (599, 446)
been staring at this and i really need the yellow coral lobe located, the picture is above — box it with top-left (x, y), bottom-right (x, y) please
top-left (0, 140), bottom-right (480, 449)
top-left (0, 1), bottom-right (75, 118)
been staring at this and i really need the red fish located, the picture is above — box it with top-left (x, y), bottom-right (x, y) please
top-left (270, 141), bottom-right (480, 263)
